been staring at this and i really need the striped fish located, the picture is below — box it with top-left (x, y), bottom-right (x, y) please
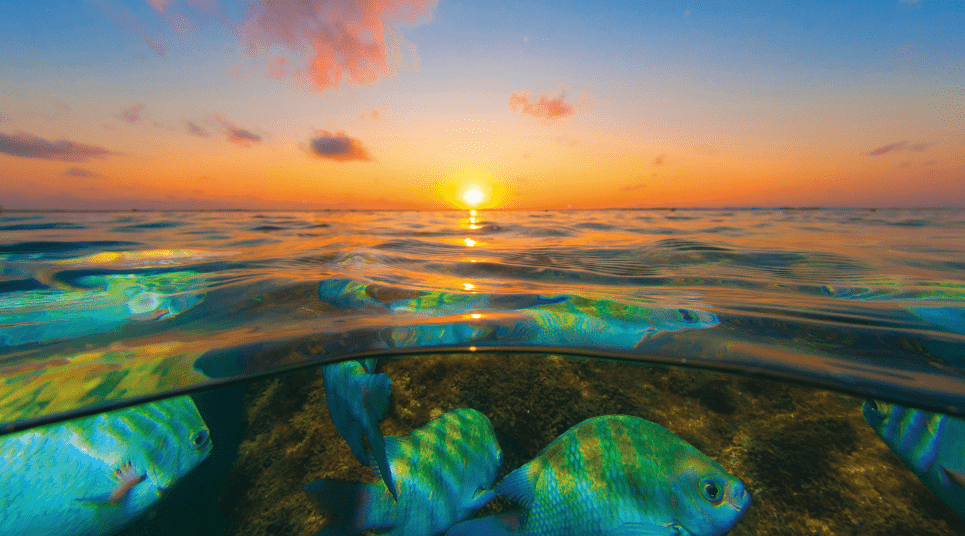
top-left (0, 396), bottom-right (213, 536)
top-left (0, 271), bottom-right (206, 347)
top-left (448, 415), bottom-right (750, 536)
top-left (322, 359), bottom-right (396, 500)
top-left (863, 399), bottom-right (965, 519)
top-left (304, 408), bottom-right (502, 536)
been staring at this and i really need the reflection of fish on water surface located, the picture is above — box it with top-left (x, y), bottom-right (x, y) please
top-left (322, 358), bottom-right (397, 500)
top-left (304, 408), bottom-right (502, 536)
top-left (824, 279), bottom-right (965, 335)
top-left (0, 395), bottom-right (212, 536)
top-left (318, 278), bottom-right (719, 350)
top-left (864, 399), bottom-right (965, 520)
top-left (0, 271), bottom-right (207, 347)
top-left (448, 415), bottom-right (750, 536)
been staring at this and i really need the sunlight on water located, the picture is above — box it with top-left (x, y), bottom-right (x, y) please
top-left (0, 209), bottom-right (964, 535)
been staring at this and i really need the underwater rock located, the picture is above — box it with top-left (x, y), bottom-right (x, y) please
top-left (304, 408), bottom-right (501, 536)
top-left (0, 395), bottom-right (212, 536)
top-left (447, 414), bottom-right (750, 536)
top-left (863, 399), bottom-right (965, 520)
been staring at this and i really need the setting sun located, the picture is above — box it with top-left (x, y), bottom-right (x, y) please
top-left (463, 188), bottom-right (484, 206)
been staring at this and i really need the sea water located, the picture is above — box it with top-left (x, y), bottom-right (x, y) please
top-left (1, 208), bottom-right (963, 535)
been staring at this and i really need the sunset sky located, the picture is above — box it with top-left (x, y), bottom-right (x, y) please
top-left (1, 0), bottom-right (963, 210)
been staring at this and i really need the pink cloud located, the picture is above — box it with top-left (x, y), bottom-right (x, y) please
top-left (267, 56), bottom-right (288, 81)
top-left (241, 0), bottom-right (439, 92)
top-left (0, 130), bottom-right (121, 162)
top-left (309, 130), bottom-right (371, 161)
top-left (360, 109), bottom-right (382, 121)
top-left (509, 90), bottom-right (575, 120)
top-left (185, 121), bottom-right (210, 137)
top-left (868, 141), bottom-right (907, 156)
top-left (64, 167), bottom-right (104, 178)
top-left (213, 114), bottom-right (262, 146)
top-left (94, 0), bottom-right (167, 55)
top-left (119, 102), bottom-right (147, 123)
top-left (867, 140), bottom-right (934, 156)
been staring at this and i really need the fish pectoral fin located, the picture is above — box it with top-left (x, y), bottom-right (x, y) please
top-left (74, 493), bottom-right (115, 506)
top-left (941, 465), bottom-right (965, 488)
top-left (495, 467), bottom-right (537, 509)
top-left (466, 488), bottom-right (496, 510)
top-left (610, 522), bottom-right (681, 536)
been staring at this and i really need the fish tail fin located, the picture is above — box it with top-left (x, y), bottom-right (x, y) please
top-left (446, 512), bottom-right (527, 536)
top-left (304, 479), bottom-right (388, 535)
top-left (361, 372), bottom-right (396, 501)
top-left (495, 466), bottom-right (537, 509)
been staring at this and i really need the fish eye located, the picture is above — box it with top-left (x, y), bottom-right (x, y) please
top-left (700, 477), bottom-right (723, 504)
top-left (191, 429), bottom-right (209, 449)
top-left (867, 399), bottom-right (888, 419)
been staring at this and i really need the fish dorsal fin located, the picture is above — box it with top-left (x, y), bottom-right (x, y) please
top-left (496, 466), bottom-right (537, 509)
top-left (941, 465), bottom-right (965, 488)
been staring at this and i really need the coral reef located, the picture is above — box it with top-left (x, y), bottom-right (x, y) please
top-left (220, 353), bottom-right (965, 536)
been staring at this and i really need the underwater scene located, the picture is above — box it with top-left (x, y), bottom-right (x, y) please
top-left (1, 208), bottom-right (965, 536)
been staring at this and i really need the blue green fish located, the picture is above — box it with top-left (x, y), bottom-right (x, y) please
top-left (322, 359), bottom-right (396, 500)
top-left (448, 415), bottom-right (750, 536)
top-left (304, 408), bottom-right (502, 536)
top-left (863, 399), bottom-right (965, 519)
top-left (0, 271), bottom-right (206, 347)
top-left (0, 395), bottom-right (212, 536)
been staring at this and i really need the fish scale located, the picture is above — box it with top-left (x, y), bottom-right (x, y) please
top-left (448, 415), bottom-right (750, 536)
top-left (0, 395), bottom-right (212, 536)
top-left (864, 399), bottom-right (965, 519)
top-left (877, 404), bottom-right (944, 474)
top-left (304, 408), bottom-right (502, 536)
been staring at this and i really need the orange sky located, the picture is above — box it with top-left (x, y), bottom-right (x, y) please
top-left (1, 1), bottom-right (963, 209)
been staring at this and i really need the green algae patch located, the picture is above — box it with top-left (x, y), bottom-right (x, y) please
top-left (222, 353), bottom-right (965, 536)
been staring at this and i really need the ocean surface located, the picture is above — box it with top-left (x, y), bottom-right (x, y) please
top-left (1, 208), bottom-right (965, 535)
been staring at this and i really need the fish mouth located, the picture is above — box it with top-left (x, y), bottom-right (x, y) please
top-left (731, 488), bottom-right (752, 511)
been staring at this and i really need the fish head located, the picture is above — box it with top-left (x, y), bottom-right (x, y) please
top-left (126, 396), bottom-right (213, 502)
top-left (670, 453), bottom-right (751, 536)
top-left (862, 399), bottom-right (894, 433)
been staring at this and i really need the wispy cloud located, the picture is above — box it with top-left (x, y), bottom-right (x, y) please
top-left (309, 130), bottom-right (371, 161)
top-left (867, 140), bottom-right (934, 156)
top-left (64, 167), bottom-right (104, 178)
top-left (360, 108), bottom-right (382, 121)
top-left (213, 114), bottom-right (262, 146)
top-left (186, 120), bottom-right (210, 138)
top-left (0, 130), bottom-right (121, 162)
top-left (509, 90), bottom-right (575, 120)
top-left (241, 0), bottom-right (438, 92)
top-left (94, 0), bottom-right (167, 55)
top-left (907, 142), bottom-right (934, 152)
top-left (119, 102), bottom-right (146, 123)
